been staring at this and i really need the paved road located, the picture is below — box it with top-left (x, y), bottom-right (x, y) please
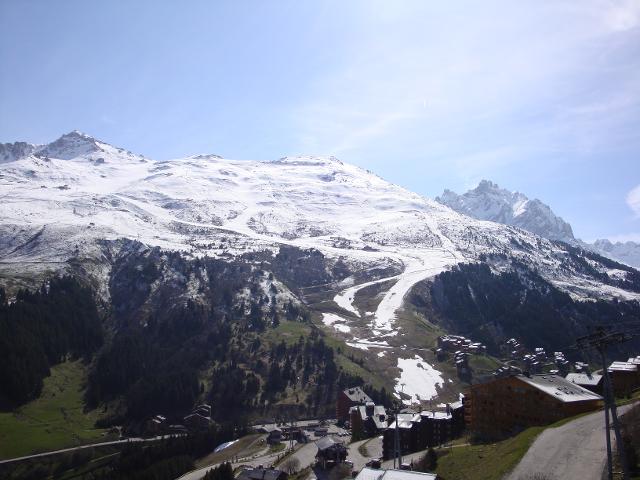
top-left (506, 405), bottom-right (635, 480)
top-left (348, 436), bottom-right (383, 471)
top-left (0, 434), bottom-right (183, 465)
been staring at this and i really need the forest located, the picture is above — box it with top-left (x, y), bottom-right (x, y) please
top-left (428, 261), bottom-right (640, 356)
top-left (0, 276), bottom-right (103, 406)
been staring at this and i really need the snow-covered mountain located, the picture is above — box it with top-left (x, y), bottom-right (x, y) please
top-left (436, 180), bottom-right (575, 242)
top-left (592, 239), bottom-right (640, 270)
top-left (2, 131), bottom-right (640, 406)
top-left (0, 132), bottom-right (637, 302)
top-left (437, 180), bottom-right (640, 269)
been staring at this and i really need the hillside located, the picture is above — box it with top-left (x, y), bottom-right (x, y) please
top-left (1, 132), bottom-right (640, 428)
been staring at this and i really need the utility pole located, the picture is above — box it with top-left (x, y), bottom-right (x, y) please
top-left (394, 384), bottom-right (405, 469)
top-left (394, 402), bottom-right (400, 469)
top-left (289, 415), bottom-right (294, 451)
top-left (576, 327), bottom-right (632, 480)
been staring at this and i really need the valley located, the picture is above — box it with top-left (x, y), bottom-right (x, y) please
top-left (1, 132), bottom-right (640, 479)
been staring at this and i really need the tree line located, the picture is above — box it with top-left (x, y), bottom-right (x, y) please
top-left (0, 276), bottom-right (103, 405)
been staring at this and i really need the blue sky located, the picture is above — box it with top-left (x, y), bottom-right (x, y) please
top-left (1, 1), bottom-right (639, 242)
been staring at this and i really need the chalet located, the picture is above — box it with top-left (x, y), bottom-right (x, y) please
top-left (554, 352), bottom-right (570, 374)
top-left (628, 356), bottom-right (640, 365)
top-left (609, 360), bottom-right (640, 396)
top-left (263, 426), bottom-right (283, 444)
top-left (288, 428), bottom-right (309, 443)
top-left (145, 414), bottom-right (167, 435)
top-left (350, 402), bottom-right (388, 439)
top-left (565, 372), bottom-right (604, 394)
top-left (465, 374), bottom-right (603, 439)
top-left (315, 436), bottom-right (347, 469)
top-left (437, 334), bottom-right (486, 355)
top-left (193, 403), bottom-right (212, 417)
top-left (337, 387), bottom-right (373, 423)
top-left (237, 467), bottom-right (287, 480)
top-left (354, 467), bottom-right (436, 480)
top-left (184, 412), bottom-right (212, 431)
top-left (168, 424), bottom-right (188, 434)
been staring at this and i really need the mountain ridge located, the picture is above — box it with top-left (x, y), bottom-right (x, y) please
top-left (436, 179), bottom-right (575, 242)
top-left (437, 179), bottom-right (640, 268)
top-left (1, 131), bottom-right (640, 415)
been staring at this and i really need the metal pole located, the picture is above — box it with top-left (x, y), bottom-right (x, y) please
top-left (601, 348), bottom-right (629, 480)
top-left (575, 328), bottom-right (633, 480)
top-left (601, 349), bottom-right (630, 480)
top-left (601, 349), bottom-right (614, 480)
top-left (606, 406), bottom-right (613, 480)
top-left (394, 405), bottom-right (399, 469)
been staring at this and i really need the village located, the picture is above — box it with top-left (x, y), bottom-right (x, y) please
top-left (159, 338), bottom-right (640, 480)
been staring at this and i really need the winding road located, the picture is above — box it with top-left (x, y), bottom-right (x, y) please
top-left (506, 404), bottom-right (636, 480)
top-left (0, 434), bottom-right (184, 465)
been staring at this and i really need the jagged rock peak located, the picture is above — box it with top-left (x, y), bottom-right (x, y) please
top-left (437, 179), bottom-right (575, 243)
top-left (36, 130), bottom-right (105, 160)
top-left (0, 141), bottom-right (40, 163)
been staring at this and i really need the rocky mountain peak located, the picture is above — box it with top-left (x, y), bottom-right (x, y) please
top-left (436, 180), bottom-right (575, 243)
top-left (36, 130), bottom-right (104, 160)
top-left (0, 141), bottom-right (40, 163)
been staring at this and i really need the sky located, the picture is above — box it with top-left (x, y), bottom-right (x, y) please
top-left (0, 1), bottom-right (639, 243)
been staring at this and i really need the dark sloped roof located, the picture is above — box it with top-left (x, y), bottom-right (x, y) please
top-left (343, 386), bottom-right (373, 404)
top-left (316, 436), bottom-right (344, 451)
top-left (353, 405), bottom-right (387, 429)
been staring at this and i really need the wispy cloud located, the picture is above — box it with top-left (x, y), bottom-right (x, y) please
top-left (606, 232), bottom-right (640, 243)
top-left (289, 1), bottom-right (640, 175)
top-left (628, 184), bottom-right (640, 217)
top-left (603, 0), bottom-right (640, 32)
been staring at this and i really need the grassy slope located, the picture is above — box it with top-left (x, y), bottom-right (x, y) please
top-left (434, 411), bottom-right (600, 480)
top-left (435, 426), bottom-right (544, 480)
top-left (0, 360), bottom-right (108, 460)
top-left (311, 278), bottom-right (508, 404)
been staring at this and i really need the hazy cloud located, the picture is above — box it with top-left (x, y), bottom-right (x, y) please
top-left (627, 185), bottom-right (640, 217)
top-left (606, 232), bottom-right (640, 243)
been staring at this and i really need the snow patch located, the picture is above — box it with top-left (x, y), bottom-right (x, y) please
top-left (395, 355), bottom-right (444, 405)
top-left (321, 312), bottom-right (351, 334)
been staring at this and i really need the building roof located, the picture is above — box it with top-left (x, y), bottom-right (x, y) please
top-left (315, 436), bottom-right (344, 451)
top-left (420, 410), bottom-right (452, 420)
top-left (183, 413), bottom-right (210, 422)
top-left (355, 468), bottom-right (436, 480)
top-left (609, 361), bottom-right (639, 373)
top-left (237, 467), bottom-right (285, 480)
top-left (343, 387), bottom-right (373, 404)
top-left (260, 425), bottom-right (282, 433)
top-left (565, 372), bottom-right (603, 386)
top-left (387, 413), bottom-right (419, 429)
top-left (351, 404), bottom-right (388, 429)
top-left (517, 374), bottom-right (603, 403)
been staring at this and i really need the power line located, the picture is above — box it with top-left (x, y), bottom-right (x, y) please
top-left (574, 326), bottom-right (633, 480)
